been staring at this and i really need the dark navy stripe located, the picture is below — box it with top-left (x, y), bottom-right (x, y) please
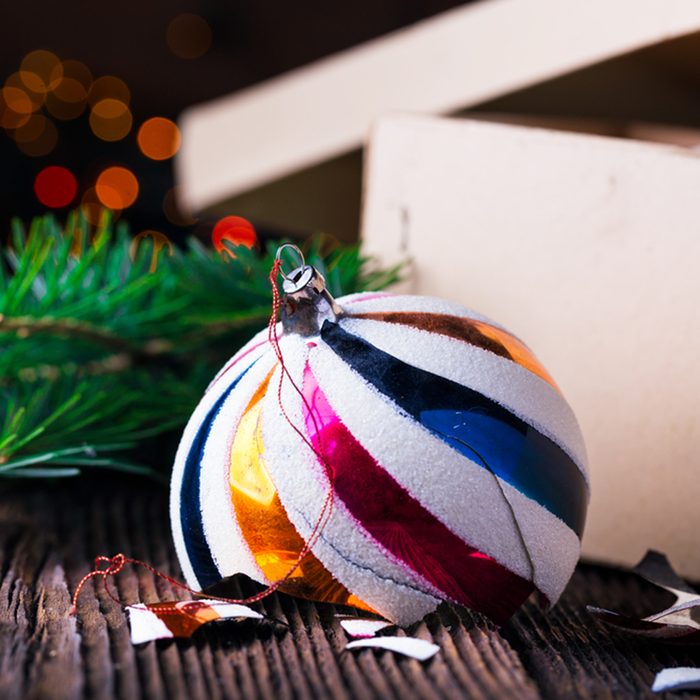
top-left (180, 362), bottom-right (256, 588)
top-left (321, 322), bottom-right (587, 536)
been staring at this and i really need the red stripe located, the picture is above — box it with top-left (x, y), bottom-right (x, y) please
top-left (302, 365), bottom-right (533, 624)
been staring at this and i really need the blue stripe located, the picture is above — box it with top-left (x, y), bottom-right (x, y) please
top-left (180, 361), bottom-right (256, 588)
top-left (322, 322), bottom-right (586, 536)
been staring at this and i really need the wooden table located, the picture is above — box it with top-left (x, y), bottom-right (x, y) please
top-left (1, 480), bottom-right (699, 699)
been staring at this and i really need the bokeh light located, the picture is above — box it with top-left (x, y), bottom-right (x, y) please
top-left (95, 166), bottom-right (139, 209)
top-left (5, 73), bottom-right (44, 112)
top-left (80, 187), bottom-right (105, 226)
top-left (20, 50), bottom-right (62, 93)
top-left (5, 46), bottom-right (195, 238)
top-left (166, 13), bottom-right (212, 59)
top-left (89, 98), bottom-right (132, 141)
top-left (2, 87), bottom-right (33, 115)
top-left (46, 76), bottom-right (87, 120)
top-left (34, 166), bottom-right (78, 208)
top-left (15, 115), bottom-right (58, 157)
top-left (129, 230), bottom-right (174, 272)
top-left (137, 117), bottom-right (180, 160)
top-left (88, 76), bottom-right (130, 107)
top-left (212, 216), bottom-right (257, 258)
top-left (18, 71), bottom-right (48, 96)
top-left (52, 59), bottom-right (92, 92)
top-left (13, 114), bottom-right (47, 143)
top-left (163, 186), bottom-right (197, 226)
top-left (0, 87), bottom-right (32, 129)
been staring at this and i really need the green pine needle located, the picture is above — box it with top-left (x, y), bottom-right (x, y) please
top-left (0, 211), bottom-right (402, 479)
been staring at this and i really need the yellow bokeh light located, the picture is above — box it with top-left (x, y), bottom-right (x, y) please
top-left (20, 50), bottom-right (62, 93)
top-left (137, 117), bottom-right (181, 160)
top-left (89, 98), bottom-right (132, 141)
top-left (95, 166), bottom-right (139, 210)
top-left (88, 76), bottom-right (130, 107)
top-left (166, 14), bottom-right (212, 59)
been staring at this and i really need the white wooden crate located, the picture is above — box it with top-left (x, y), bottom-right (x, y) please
top-left (362, 114), bottom-right (700, 577)
top-left (176, 0), bottom-right (700, 240)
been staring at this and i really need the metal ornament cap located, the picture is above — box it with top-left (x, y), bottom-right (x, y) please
top-left (275, 245), bottom-right (344, 337)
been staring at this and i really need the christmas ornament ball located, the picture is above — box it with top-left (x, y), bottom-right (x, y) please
top-left (170, 256), bottom-right (588, 626)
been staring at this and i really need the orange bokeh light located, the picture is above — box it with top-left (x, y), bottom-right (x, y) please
top-left (46, 77), bottom-right (87, 120)
top-left (80, 187), bottom-right (108, 226)
top-left (34, 166), bottom-right (77, 208)
top-left (89, 98), bottom-right (132, 141)
top-left (15, 115), bottom-right (58, 157)
top-left (137, 117), bottom-right (180, 161)
top-left (130, 230), bottom-right (174, 272)
top-left (0, 85), bottom-right (34, 131)
top-left (18, 71), bottom-right (46, 95)
top-left (52, 59), bottom-right (92, 91)
top-left (92, 98), bottom-right (128, 119)
top-left (88, 76), bottom-right (130, 107)
top-left (5, 73), bottom-right (44, 112)
top-left (166, 14), bottom-right (212, 59)
top-left (20, 50), bottom-right (62, 93)
top-left (0, 96), bottom-right (29, 130)
top-left (95, 166), bottom-right (139, 210)
top-left (13, 114), bottom-right (47, 143)
top-left (53, 77), bottom-right (86, 103)
top-left (212, 216), bottom-right (257, 258)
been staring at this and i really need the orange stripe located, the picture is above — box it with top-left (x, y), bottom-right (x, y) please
top-left (229, 370), bottom-right (372, 611)
top-left (351, 311), bottom-right (559, 390)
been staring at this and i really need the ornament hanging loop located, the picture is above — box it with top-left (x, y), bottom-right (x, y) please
top-left (275, 244), bottom-right (310, 289)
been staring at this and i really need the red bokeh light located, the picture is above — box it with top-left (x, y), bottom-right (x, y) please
top-left (33, 166), bottom-right (78, 208)
top-left (212, 216), bottom-right (257, 258)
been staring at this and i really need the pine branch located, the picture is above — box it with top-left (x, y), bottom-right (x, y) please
top-left (0, 211), bottom-right (402, 480)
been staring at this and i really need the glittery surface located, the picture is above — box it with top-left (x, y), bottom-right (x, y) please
top-left (230, 370), bottom-right (372, 610)
top-left (322, 322), bottom-right (587, 536)
top-left (182, 365), bottom-right (255, 588)
top-left (350, 311), bottom-right (558, 389)
top-left (303, 364), bottom-right (534, 624)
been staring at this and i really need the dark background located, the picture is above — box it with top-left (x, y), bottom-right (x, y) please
top-left (0, 0), bottom-right (469, 240)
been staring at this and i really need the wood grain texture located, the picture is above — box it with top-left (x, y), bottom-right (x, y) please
top-left (0, 480), bottom-right (698, 699)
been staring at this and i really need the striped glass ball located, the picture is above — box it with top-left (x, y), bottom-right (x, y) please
top-left (171, 275), bottom-right (588, 626)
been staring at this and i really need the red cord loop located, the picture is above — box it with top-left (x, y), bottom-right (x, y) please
top-left (96, 553), bottom-right (126, 575)
top-left (70, 553), bottom-right (127, 614)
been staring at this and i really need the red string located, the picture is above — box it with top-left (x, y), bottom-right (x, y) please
top-left (71, 257), bottom-right (335, 615)
top-left (265, 258), bottom-right (335, 560)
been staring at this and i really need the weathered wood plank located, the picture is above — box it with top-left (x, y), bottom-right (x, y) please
top-left (503, 565), bottom-right (700, 700)
top-left (1, 480), bottom-right (698, 699)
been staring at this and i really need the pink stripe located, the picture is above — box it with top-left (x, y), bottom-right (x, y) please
top-left (302, 365), bottom-right (533, 624)
top-left (207, 340), bottom-right (267, 392)
top-left (342, 292), bottom-right (395, 306)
